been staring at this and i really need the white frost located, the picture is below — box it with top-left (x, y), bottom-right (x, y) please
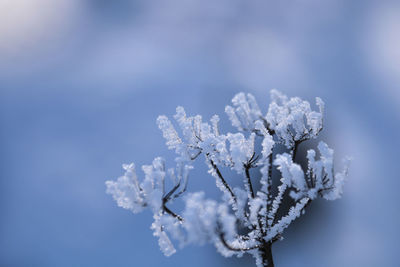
top-left (266, 90), bottom-right (324, 148)
top-left (106, 89), bottom-right (350, 263)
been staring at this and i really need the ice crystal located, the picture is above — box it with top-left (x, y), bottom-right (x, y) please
top-left (106, 90), bottom-right (350, 267)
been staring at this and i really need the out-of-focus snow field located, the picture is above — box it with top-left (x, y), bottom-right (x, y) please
top-left (0, 1), bottom-right (399, 266)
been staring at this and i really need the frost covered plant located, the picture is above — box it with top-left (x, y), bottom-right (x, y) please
top-left (106, 90), bottom-right (350, 267)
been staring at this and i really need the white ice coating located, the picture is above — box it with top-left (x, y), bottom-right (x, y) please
top-left (106, 90), bottom-right (350, 263)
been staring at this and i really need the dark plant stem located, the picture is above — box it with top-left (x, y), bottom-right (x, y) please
top-left (245, 166), bottom-right (255, 198)
top-left (163, 204), bottom-right (183, 222)
top-left (293, 138), bottom-right (305, 162)
top-left (209, 159), bottom-right (236, 202)
top-left (267, 152), bottom-right (273, 211)
top-left (293, 141), bottom-right (299, 161)
top-left (260, 242), bottom-right (274, 267)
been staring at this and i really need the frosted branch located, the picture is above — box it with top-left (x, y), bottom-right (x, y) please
top-left (106, 89), bottom-right (350, 267)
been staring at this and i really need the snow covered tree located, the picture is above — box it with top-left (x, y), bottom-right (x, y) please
top-left (106, 90), bottom-right (350, 267)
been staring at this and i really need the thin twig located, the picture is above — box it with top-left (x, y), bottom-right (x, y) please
top-left (267, 152), bottom-right (273, 209)
top-left (163, 203), bottom-right (183, 222)
top-left (218, 232), bottom-right (260, 252)
top-left (244, 166), bottom-right (255, 199)
top-left (210, 159), bottom-right (236, 202)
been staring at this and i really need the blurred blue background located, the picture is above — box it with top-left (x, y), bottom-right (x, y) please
top-left (1, 0), bottom-right (399, 266)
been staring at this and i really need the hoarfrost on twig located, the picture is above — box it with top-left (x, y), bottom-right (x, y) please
top-left (106, 90), bottom-right (350, 266)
